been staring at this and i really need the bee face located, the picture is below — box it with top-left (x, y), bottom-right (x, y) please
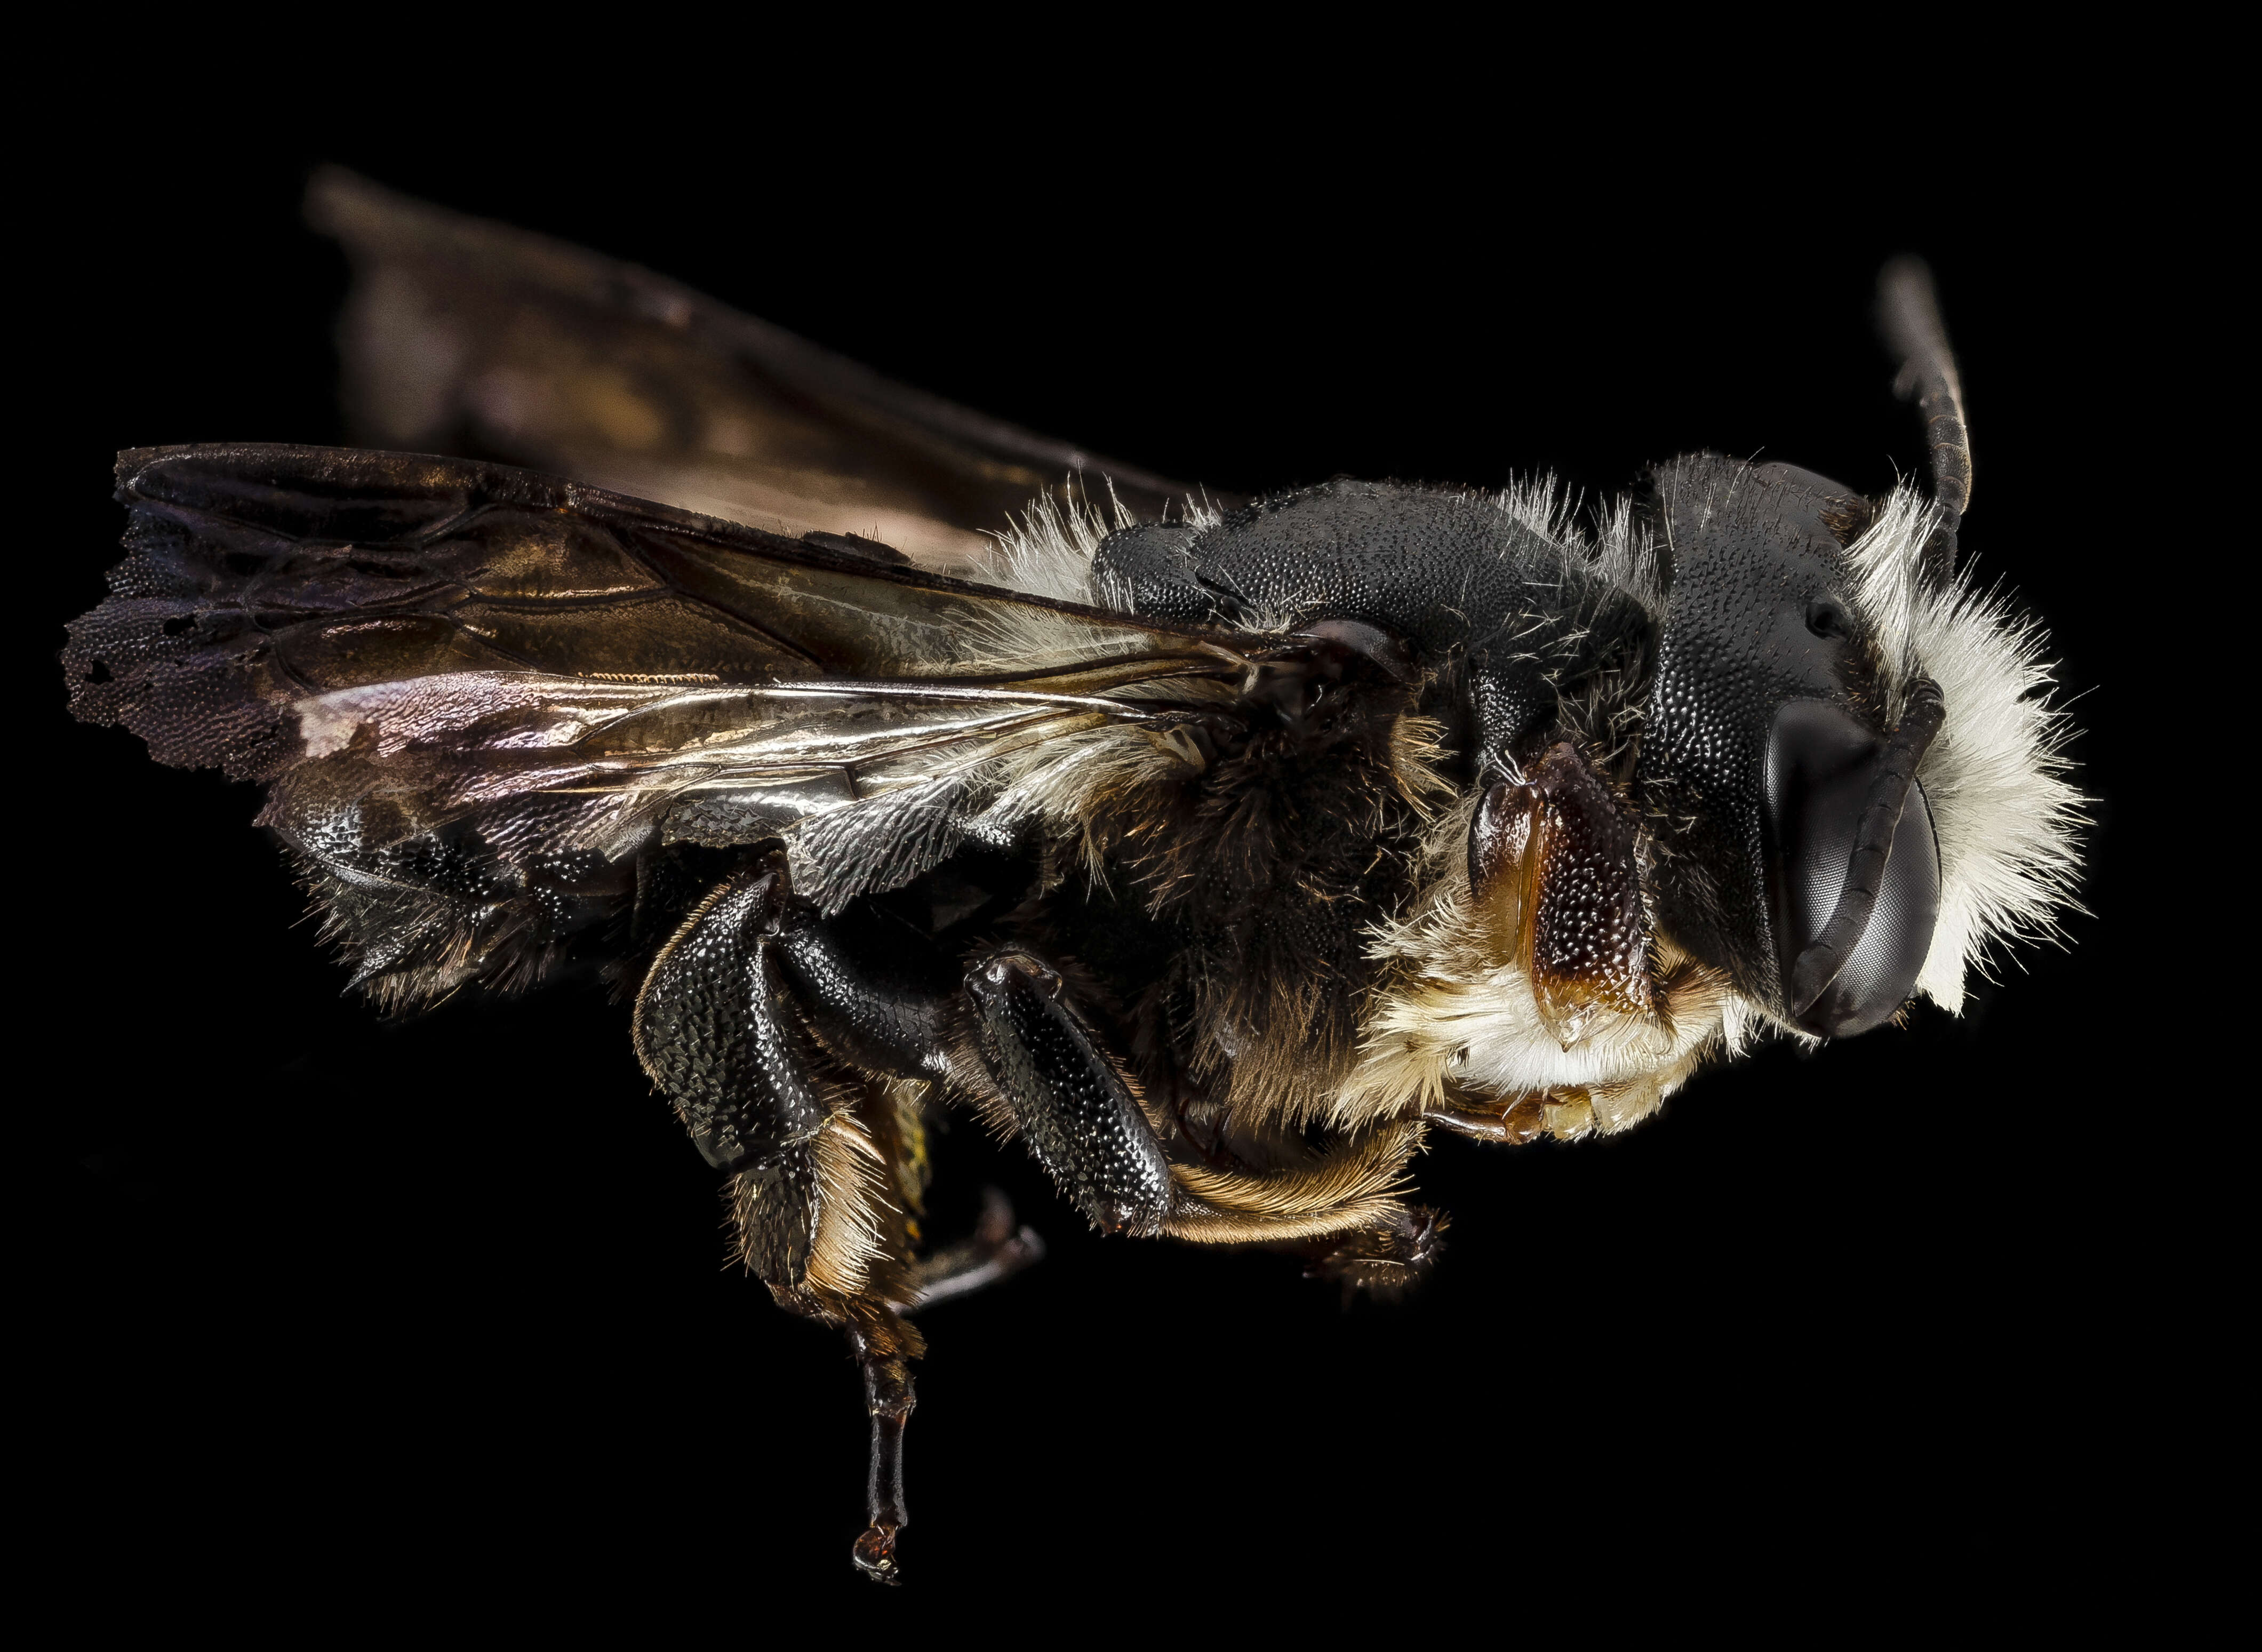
top-left (1638, 458), bottom-right (1943, 1036)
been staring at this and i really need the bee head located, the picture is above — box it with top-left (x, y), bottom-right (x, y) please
top-left (1635, 457), bottom-right (1941, 1038)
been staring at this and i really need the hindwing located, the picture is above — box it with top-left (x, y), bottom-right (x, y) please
top-left (308, 168), bottom-right (1239, 569)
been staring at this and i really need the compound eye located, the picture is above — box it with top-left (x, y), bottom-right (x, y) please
top-left (1805, 599), bottom-right (1851, 640)
top-left (1762, 700), bottom-right (1941, 1037)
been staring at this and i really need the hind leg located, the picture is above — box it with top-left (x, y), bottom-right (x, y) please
top-left (636, 856), bottom-right (950, 1581)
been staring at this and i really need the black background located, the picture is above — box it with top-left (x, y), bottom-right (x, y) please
top-left (33, 79), bottom-right (2188, 1625)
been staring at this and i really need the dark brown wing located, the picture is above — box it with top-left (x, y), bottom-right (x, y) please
top-left (65, 444), bottom-right (1262, 1003)
top-left (307, 169), bottom-right (1239, 571)
top-left (66, 443), bottom-right (1252, 777)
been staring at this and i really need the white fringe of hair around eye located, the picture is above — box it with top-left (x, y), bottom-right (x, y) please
top-left (1846, 484), bottom-right (2087, 1012)
top-left (1845, 485), bottom-right (1931, 704)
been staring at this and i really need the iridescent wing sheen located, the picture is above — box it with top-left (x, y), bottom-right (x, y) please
top-left (65, 444), bottom-right (1264, 1001)
top-left (307, 169), bottom-right (1238, 572)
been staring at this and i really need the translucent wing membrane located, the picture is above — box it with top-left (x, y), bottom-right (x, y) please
top-left (308, 168), bottom-right (1237, 570)
top-left (66, 444), bottom-right (1264, 1000)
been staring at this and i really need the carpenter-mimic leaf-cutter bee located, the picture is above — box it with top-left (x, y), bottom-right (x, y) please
top-left (63, 171), bottom-right (2083, 1582)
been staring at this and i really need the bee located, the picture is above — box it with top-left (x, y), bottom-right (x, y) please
top-left (62, 171), bottom-right (2082, 1582)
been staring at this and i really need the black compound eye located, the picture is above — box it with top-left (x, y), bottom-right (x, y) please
top-left (1805, 600), bottom-right (1850, 640)
top-left (1762, 700), bottom-right (1941, 1037)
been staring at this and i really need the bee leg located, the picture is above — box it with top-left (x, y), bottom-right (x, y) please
top-left (897, 1187), bottom-right (1045, 1312)
top-left (1468, 746), bottom-right (1656, 1047)
top-left (634, 856), bottom-right (835, 1229)
top-left (962, 952), bottom-right (1174, 1238)
top-left (846, 1305), bottom-right (917, 1585)
top-left (759, 1284), bottom-right (920, 1585)
top-left (1290, 1205), bottom-right (1449, 1305)
top-left (760, 890), bottom-right (1051, 1310)
top-left (635, 856), bottom-right (930, 1583)
top-left (768, 889), bottom-right (956, 1084)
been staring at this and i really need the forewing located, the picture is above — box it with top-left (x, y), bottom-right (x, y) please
top-left (307, 168), bottom-right (1237, 571)
top-left (66, 444), bottom-right (1258, 1001)
top-left (68, 444), bottom-right (1244, 771)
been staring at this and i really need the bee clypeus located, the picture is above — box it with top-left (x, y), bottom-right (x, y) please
top-left (63, 171), bottom-right (2082, 1581)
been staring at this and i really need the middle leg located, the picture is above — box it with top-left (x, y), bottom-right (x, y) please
top-left (962, 952), bottom-right (1174, 1237)
top-left (960, 949), bottom-right (1431, 1270)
